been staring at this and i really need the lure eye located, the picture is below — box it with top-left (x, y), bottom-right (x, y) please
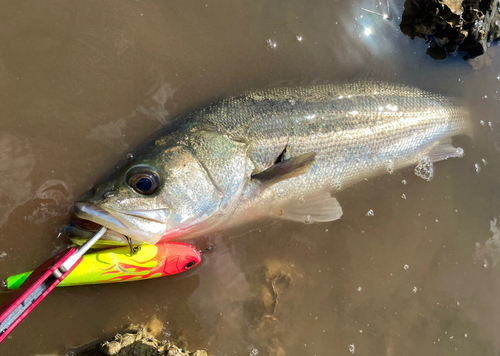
top-left (127, 171), bottom-right (160, 195)
top-left (185, 261), bottom-right (196, 270)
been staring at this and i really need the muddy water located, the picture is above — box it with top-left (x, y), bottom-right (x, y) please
top-left (1, 0), bottom-right (500, 355)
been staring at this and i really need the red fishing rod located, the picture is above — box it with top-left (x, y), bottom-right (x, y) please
top-left (0, 227), bottom-right (107, 344)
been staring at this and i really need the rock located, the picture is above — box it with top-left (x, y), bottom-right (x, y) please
top-left (192, 351), bottom-right (208, 356)
top-left (75, 316), bottom-right (208, 356)
top-left (400, 0), bottom-right (500, 59)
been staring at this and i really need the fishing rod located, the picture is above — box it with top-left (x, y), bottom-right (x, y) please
top-left (0, 227), bottom-right (107, 344)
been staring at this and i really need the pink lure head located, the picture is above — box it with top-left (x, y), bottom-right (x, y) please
top-left (158, 242), bottom-right (201, 276)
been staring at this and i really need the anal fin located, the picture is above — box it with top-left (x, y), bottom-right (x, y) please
top-left (426, 138), bottom-right (464, 163)
top-left (273, 192), bottom-right (343, 223)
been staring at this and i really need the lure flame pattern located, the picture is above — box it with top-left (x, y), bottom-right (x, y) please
top-left (7, 242), bottom-right (201, 290)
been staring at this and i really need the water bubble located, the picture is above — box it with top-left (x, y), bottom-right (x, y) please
top-left (475, 163), bottom-right (481, 173)
top-left (266, 39), bottom-right (277, 49)
top-left (482, 158), bottom-right (488, 166)
top-left (349, 344), bottom-right (355, 354)
top-left (497, 75), bottom-right (500, 82)
top-left (404, 264), bottom-right (409, 270)
top-left (412, 286), bottom-right (418, 293)
top-left (366, 209), bottom-right (374, 217)
top-left (401, 194), bottom-right (407, 199)
top-left (414, 156), bottom-right (434, 181)
top-left (489, 121), bottom-right (493, 130)
top-left (250, 347), bottom-right (259, 356)
top-left (304, 215), bottom-right (312, 224)
top-left (296, 35), bottom-right (303, 41)
top-left (298, 196), bottom-right (305, 204)
top-left (402, 179), bottom-right (407, 185)
top-left (357, 287), bottom-right (362, 291)
top-left (1, 280), bottom-right (7, 288)
top-left (483, 259), bottom-right (488, 268)
top-left (386, 159), bottom-right (395, 174)
top-left (480, 120), bottom-right (485, 126)
top-left (125, 153), bottom-right (134, 160)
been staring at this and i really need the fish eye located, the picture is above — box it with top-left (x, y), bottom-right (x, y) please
top-left (127, 171), bottom-right (160, 195)
top-left (185, 261), bottom-right (196, 270)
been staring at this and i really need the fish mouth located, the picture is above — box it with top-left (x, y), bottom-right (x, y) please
top-left (64, 203), bottom-right (168, 247)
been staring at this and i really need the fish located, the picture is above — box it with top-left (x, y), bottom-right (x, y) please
top-left (64, 81), bottom-right (469, 247)
top-left (6, 242), bottom-right (201, 289)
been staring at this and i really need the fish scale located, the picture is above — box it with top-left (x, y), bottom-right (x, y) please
top-left (196, 82), bottom-right (466, 212)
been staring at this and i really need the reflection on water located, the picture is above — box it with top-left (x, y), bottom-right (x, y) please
top-left (1, 0), bottom-right (500, 355)
top-left (135, 81), bottom-right (175, 126)
top-left (475, 218), bottom-right (500, 268)
top-left (0, 134), bottom-right (35, 227)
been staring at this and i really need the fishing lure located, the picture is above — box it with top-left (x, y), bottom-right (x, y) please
top-left (7, 242), bottom-right (201, 289)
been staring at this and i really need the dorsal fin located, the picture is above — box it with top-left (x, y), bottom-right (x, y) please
top-left (352, 56), bottom-right (403, 84)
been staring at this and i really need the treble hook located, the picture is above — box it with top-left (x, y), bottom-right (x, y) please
top-left (125, 236), bottom-right (140, 256)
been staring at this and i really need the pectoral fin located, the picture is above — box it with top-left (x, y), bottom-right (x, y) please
top-left (252, 152), bottom-right (316, 191)
top-left (273, 192), bottom-right (343, 223)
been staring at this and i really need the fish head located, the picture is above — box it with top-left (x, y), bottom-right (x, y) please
top-left (66, 129), bottom-right (252, 246)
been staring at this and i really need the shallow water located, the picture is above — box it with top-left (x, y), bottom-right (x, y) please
top-left (1, 0), bottom-right (500, 355)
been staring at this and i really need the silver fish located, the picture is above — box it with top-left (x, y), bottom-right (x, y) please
top-left (65, 81), bottom-right (469, 247)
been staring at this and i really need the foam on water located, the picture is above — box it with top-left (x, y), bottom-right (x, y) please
top-left (414, 156), bottom-right (434, 181)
